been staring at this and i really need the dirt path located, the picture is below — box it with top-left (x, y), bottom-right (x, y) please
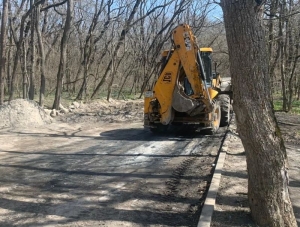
top-left (286, 144), bottom-right (300, 225)
top-left (211, 113), bottom-right (300, 227)
top-left (0, 120), bottom-right (226, 227)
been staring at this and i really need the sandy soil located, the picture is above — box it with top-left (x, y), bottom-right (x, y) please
top-left (0, 98), bottom-right (226, 227)
top-left (1, 99), bottom-right (298, 227)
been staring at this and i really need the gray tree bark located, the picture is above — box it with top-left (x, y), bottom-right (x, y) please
top-left (0, 0), bottom-right (8, 105)
top-left (53, 0), bottom-right (73, 110)
top-left (91, 0), bottom-right (142, 99)
top-left (76, 0), bottom-right (106, 100)
top-left (28, 0), bottom-right (36, 100)
top-left (35, 4), bottom-right (46, 107)
top-left (221, 0), bottom-right (297, 226)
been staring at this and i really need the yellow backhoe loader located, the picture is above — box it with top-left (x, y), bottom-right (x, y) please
top-left (144, 24), bottom-right (232, 134)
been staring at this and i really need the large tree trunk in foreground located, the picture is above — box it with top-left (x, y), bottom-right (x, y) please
top-left (221, 0), bottom-right (297, 226)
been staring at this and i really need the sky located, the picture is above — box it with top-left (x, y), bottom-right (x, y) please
top-left (207, 2), bottom-right (224, 22)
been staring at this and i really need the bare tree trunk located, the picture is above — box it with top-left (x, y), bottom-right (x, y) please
top-left (0, 0), bottom-right (8, 105)
top-left (7, 30), bottom-right (13, 95)
top-left (267, 0), bottom-right (280, 95)
top-left (221, 0), bottom-right (297, 226)
top-left (285, 0), bottom-right (293, 111)
top-left (65, 48), bottom-right (71, 93)
top-left (117, 67), bottom-right (134, 99)
top-left (21, 41), bottom-right (29, 99)
top-left (45, 33), bottom-right (60, 63)
top-left (278, 2), bottom-right (288, 111)
top-left (106, 59), bottom-right (114, 101)
top-left (9, 46), bottom-right (20, 101)
top-left (76, 41), bottom-right (92, 100)
top-left (91, 0), bottom-right (142, 99)
top-left (280, 49), bottom-right (288, 111)
top-left (286, 10), bottom-right (300, 111)
top-left (107, 47), bottom-right (127, 101)
top-left (129, 75), bottom-right (137, 95)
top-left (9, 5), bottom-right (33, 101)
top-left (53, 0), bottom-right (73, 110)
top-left (76, 0), bottom-right (106, 100)
top-left (298, 82), bottom-right (300, 100)
top-left (35, 4), bottom-right (46, 107)
top-left (28, 0), bottom-right (36, 100)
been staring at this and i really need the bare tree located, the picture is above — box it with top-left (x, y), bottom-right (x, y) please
top-left (266, 0), bottom-right (280, 90)
top-left (132, 0), bottom-right (189, 97)
top-left (28, 0), bottom-right (36, 100)
top-left (76, 0), bottom-right (109, 100)
top-left (53, 0), bottom-right (73, 109)
top-left (0, 0), bottom-right (8, 105)
top-left (91, 0), bottom-right (182, 99)
top-left (280, 0), bottom-right (300, 111)
top-left (265, 0), bottom-right (300, 111)
top-left (221, 0), bottom-right (297, 226)
top-left (8, 0), bottom-right (35, 100)
top-left (91, 0), bottom-right (143, 99)
top-left (4, 0), bottom-right (283, 107)
top-left (8, 1), bottom-right (24, 100)
top-left (35, 2), bottom-right (46, 107)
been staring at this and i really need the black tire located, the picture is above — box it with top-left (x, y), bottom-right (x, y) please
top-left (218, 94), bottom-right (231, 127)
top-left (150, 124), bottom-right (169, 134)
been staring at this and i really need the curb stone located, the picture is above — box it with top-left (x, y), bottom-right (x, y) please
top-left (197, 117), bottom-right (234, 227)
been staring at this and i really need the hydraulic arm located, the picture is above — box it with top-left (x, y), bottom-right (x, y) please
top-left (144, 23), bottom-right (231, 134)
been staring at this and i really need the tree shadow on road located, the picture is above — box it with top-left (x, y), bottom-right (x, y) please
top-left (211, 209), bottom-right (255, 227)
top-left (0, 150), bottom-right (211, 227)
top-left (99, 126), bottom-right (226, 141)
top-left (7, 127), bottom-right (206, 142)
top-left (0, 119), bottom-right (228, 227)
top-left (293, 205), bottom-right (300, 226)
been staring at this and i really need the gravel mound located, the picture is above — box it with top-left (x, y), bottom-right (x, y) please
top-left (0, 99), bottom-right (53, 129)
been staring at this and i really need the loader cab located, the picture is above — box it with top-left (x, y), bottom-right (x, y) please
top-left (200, 47), bottom-right (213, 87)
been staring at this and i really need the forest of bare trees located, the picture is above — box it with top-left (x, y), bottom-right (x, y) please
top-left (0, 0), bottom-right (299, 111)
top-left (0, 0), bottom-right (227, 108)
top-left (266, 0), bottom-right (300, 111)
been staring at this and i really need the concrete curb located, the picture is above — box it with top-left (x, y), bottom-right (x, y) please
top-left (197, 151), bottom-right (226, 227)
top-left (197, 123), bottom-right (233, 227)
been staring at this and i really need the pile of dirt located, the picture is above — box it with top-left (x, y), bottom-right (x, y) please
top-left (0, 98), bottom-right (143, 129)
top-left (0, 99), bottom-right (53, 129)
top-left (57, 98), bottom-right (144, 124)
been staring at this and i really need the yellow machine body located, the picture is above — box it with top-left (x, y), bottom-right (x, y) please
top-left (144, 24), bottom-right (231, 133)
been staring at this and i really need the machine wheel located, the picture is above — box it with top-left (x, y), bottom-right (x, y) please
top-left (218, 94), bottom-right (231, 127)
top-left (150, 124), bottom-right (169, 134)
top-left (202, 102), bottom-right (221, 135)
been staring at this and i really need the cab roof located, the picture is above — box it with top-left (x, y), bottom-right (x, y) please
top-left (200, 47), bottom-right (213, 52)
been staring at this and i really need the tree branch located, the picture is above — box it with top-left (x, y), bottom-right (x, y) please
top-left (41, 0), bottom-right (68, 12)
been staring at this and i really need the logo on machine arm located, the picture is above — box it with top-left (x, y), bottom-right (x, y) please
top-left (162, 72), bottom-right (172, 83)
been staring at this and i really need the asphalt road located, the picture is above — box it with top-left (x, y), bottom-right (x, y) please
top-left (0, 122), bottom-right (226, 227)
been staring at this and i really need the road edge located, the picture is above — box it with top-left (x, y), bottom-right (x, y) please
top-left (197, 121), bottom-right (232, 227)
